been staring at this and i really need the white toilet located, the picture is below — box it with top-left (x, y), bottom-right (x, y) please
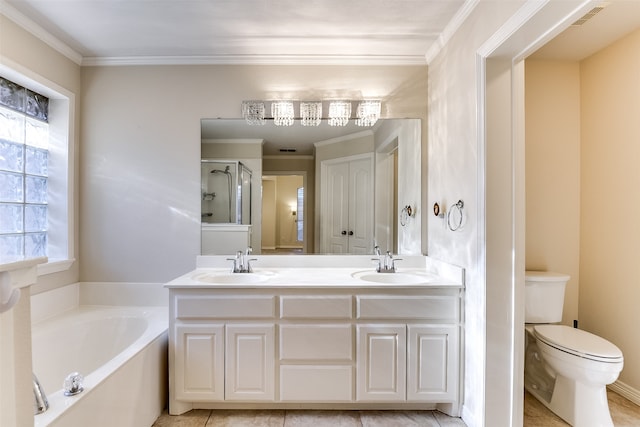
top-left (524, 271), bottom-right (624, 427)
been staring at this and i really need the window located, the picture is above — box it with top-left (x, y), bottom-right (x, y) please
top-left (0, 70), bottom-right (74, 274)
top-left (0, 77), bottom-right (49, 259)
top-left (296, 187), bottom-right (304, 242)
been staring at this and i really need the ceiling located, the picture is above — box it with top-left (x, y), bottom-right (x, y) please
top-left (4, 0), bottom-right (640, 66)
top-left (3, 0), bottom-right (469, 65)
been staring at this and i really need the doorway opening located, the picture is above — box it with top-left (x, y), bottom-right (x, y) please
top-left (261, 175), bottom-right (304, 254)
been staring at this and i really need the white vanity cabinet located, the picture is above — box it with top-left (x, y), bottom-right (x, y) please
top-left (168, 282), bottom-right (462, 415)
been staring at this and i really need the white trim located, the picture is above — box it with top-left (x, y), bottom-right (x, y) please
top-left (425, 0), bottom-right (480, 64)
top-left (608, 380), bottom-right (640, 407)
top-left (0, 3), bottom-right (83, 65)
top-left (263, 155), bottom-right (314, 160)
top-left (313, 130), bottom-right (373, 148)
top-left (202, 138), bottom-right (265, 145)
top-left (81, 54), bottom-right (428, 67)
top-left (37, 258), bottom-right (74, 276)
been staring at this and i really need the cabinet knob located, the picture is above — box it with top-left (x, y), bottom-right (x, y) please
top-left (341, 230), bottom-right (347, 235)
top-left (348, 231), bottom-right (354, 236)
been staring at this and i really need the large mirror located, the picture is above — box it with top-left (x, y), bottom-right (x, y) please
top-left (201, 118), bottom-right (422, 255)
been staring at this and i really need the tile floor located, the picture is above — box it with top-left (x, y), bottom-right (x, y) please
top-left (524, 389), bottom-right (640, 426)
top-left (152, 390), bottom-right (640, 427)
top-left (151, 409), bottom-right (467, 427)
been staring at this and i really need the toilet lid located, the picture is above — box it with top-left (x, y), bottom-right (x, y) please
top-left (534, 325), bottom-right (623, 362)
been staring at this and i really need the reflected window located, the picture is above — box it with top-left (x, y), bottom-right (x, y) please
top-left (296, 187), bottom-right (304, 242)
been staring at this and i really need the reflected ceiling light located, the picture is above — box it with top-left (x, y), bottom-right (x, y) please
top-left (241, 101), bottom-right (265, 125)
top-left (271, 101), bottom-right (295, 126)
top-left (328, 101), bottom-right (351, 127)
top-left (300, 101), bottom-right (322, 126)
top-left (355, 100), bottom-right (381, 127)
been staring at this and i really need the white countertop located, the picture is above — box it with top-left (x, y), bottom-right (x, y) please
top-left (165, 267), bottom-right (463, 289)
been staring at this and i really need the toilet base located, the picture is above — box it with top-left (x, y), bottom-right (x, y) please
top-left (526, 376), bottom-right (613, 427)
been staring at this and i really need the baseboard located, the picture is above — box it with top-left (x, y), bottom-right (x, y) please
top-left (608, 380), bottom-right (640, 406)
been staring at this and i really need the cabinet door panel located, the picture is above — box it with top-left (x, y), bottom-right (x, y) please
top-left (407, 325), bottom-right (458, 401)
top-left (225, 324), bottom-right (275, 401)
top-left (174, 324), bottom-right (224, 401)
top-left (357, 325), bottom-right (406, 401)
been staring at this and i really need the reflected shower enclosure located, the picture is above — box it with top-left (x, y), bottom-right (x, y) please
top-left (201, 160), bottom-right (252, 224)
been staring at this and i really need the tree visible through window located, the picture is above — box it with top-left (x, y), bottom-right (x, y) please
top-left (0, 76), bottom-right (49, 259)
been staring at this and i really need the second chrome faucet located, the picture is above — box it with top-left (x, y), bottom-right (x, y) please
top-left (373, 246), bottom-right (401, 273)
top-left (228, 247), bottom-right (256, 273)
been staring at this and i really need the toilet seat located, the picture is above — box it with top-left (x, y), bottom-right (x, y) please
top-left (534, 325), bottom-right (623, 363)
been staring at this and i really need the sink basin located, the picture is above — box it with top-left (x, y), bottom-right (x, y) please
top-left (192, 272), bottom-right (274, 284)
top-left (351, 270), bottom-right (437, 285)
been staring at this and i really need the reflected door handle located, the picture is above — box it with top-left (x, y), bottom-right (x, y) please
top-left (341, 230), bottom-right (347, 235)
top-left (348, 231), bottom-right (354, 236)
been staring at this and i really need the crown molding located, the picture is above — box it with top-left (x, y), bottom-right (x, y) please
top-left (425, 0), bottom-right (479, 64)
top-left (1, 2), bottom-right (83, 65)
top-left (81, 54), bottom-right (428, 67)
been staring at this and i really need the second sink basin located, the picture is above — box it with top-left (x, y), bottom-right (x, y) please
top-left (192, 271), bottom-right (274, 284)
top-left (352, 270), bottom-right (438, 285)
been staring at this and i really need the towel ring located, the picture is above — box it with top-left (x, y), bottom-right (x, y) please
top-left (400, 205), bottom-right (414, 227)
top-left (447, 200), bottom-right (464, 231)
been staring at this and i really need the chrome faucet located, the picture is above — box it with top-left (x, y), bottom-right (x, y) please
top-left (33, 373), bottom-right (48, 415)
top-left (228, 247), bottom-right (256, 273)
top-left (372, 247), bottom-right (401, 273)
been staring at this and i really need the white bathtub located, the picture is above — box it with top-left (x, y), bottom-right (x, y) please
top-left (32, 306), bottom-right (168, 427)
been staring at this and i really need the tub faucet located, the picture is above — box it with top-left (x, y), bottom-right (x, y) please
top-left (228, 247), bottom-right (256, 273)
top-left (33, 373), bottom-right (49, 415)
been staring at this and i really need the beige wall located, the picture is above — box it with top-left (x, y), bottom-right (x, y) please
top-left (524, 59), bottom-right (581, 326)
top-left (579, 28), bottom-right (640, 391)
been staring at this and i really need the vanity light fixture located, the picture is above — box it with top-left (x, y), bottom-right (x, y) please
top-left (271, 101), bottom-right (295, 126)
top-left (328, 101), bottom-right (351, 127)
top-left (241, 100), bottom-right (265, 125)
top-left (355, 100), bottom-right (381, 127)
top-left (240, 99), bottom-right (381, 126)
top-left (300, 101), bottom-right (322, 126)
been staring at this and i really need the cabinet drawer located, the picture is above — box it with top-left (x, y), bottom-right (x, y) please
top-left (280, 325), bottom-right (353, 361)
top-left (280, 296), bottom-right (352, 319)
top-left (280, 365), bottom-right (353, 401)
top-left (357, 296), bottom-right (458, 321)
top-left (175, 295), bottom-right (275, 319)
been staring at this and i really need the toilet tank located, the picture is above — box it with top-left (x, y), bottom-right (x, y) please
top-left (525, 271), bottom-right (570, 323)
